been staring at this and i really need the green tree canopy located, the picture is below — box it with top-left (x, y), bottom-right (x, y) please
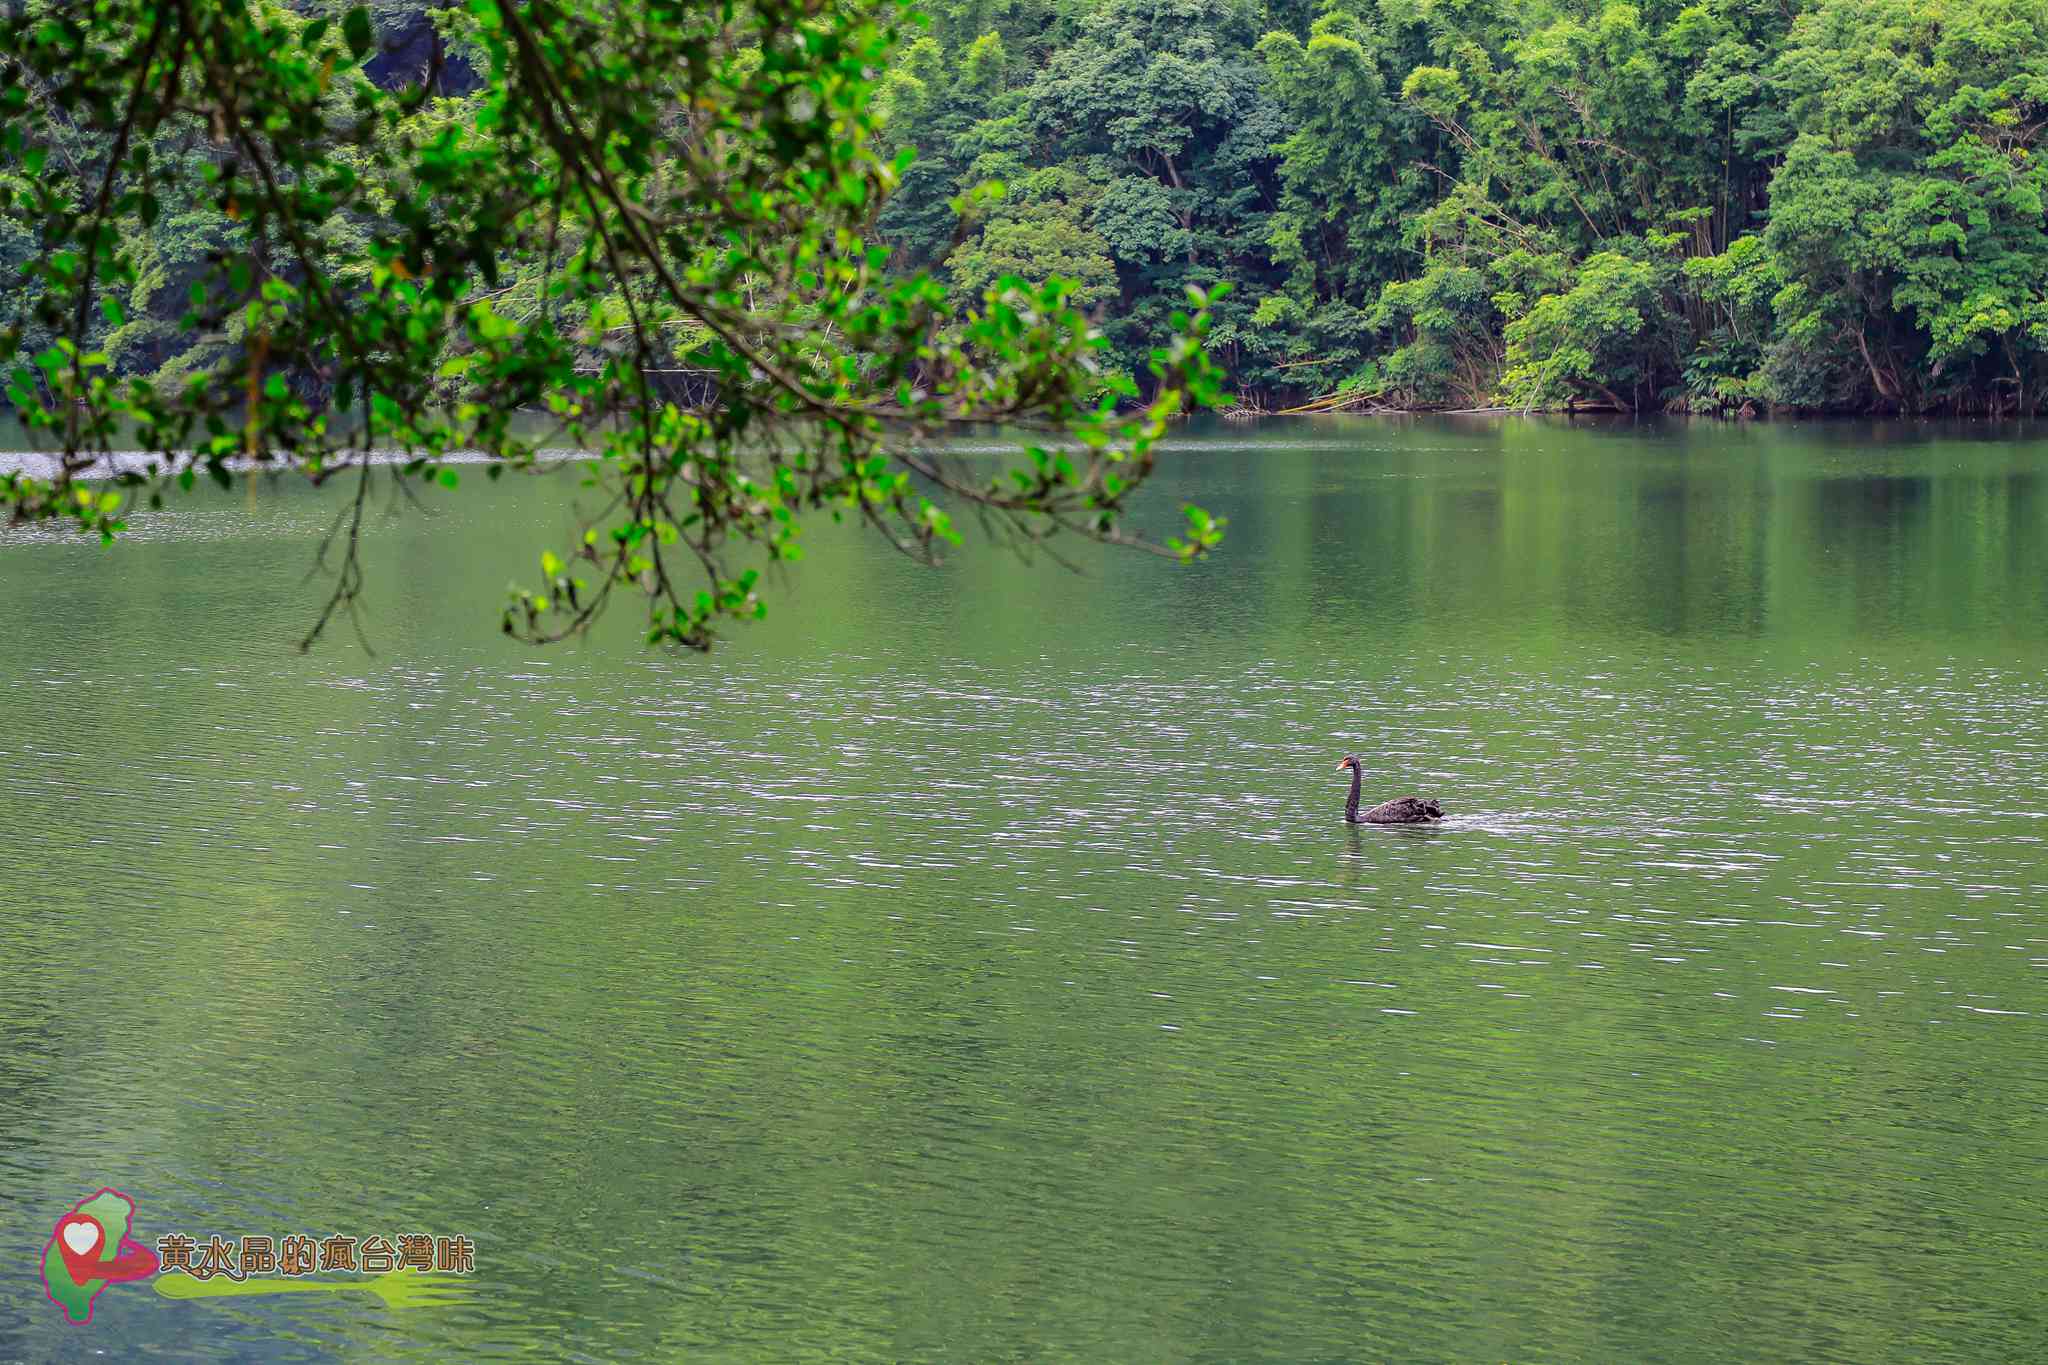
top-left (0, 0), bottom-right (1226, 649)
top-left (864, 0), bottom-right (2048, 416)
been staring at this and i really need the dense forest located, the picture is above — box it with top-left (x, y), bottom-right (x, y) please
top-left (877, 0), bottom-right (2048, 415)
top-left (11, 0), bottom-right (2048, 416)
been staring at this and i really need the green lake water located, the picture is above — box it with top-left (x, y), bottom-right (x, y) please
top-left (0, 417), bottom-right (2043, 1360)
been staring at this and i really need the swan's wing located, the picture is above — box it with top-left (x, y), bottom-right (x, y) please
top-left (1360, 796), bottom-right (1444, 823)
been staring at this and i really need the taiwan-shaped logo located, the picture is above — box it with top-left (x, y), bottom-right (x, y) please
top-left (41, 1188), bottom-right (160, 1323)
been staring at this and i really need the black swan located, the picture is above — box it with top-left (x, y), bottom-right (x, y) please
top-left (1337, 754), bottom-right (1444, 824)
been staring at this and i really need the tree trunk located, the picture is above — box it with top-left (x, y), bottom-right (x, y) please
top-left (1856, 324), bottom-right (1898, 401)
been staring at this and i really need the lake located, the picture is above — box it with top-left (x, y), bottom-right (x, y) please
top-left (1, 416), bottom-right (2043, 1360)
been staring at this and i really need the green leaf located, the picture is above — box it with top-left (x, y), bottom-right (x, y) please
top-left (343, 6), bottom-right (373, 61)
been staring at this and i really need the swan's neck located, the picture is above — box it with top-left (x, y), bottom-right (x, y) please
top-left (1345, 763), bottom-right (1362, 821)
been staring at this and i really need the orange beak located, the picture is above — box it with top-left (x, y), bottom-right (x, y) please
top-left (1335, 759), bottom-right (1350, 770)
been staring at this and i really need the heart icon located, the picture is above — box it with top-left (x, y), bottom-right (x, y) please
top-left (61, 1219), bottom-right (100, 1256)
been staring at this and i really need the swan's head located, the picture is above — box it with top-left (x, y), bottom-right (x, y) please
top-left (1336, 754), bottom-right (1361, 772)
